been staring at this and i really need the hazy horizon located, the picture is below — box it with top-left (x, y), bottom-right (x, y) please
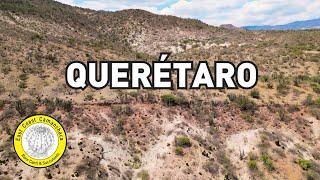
top-left (55, 0), bottom-right (320, 27)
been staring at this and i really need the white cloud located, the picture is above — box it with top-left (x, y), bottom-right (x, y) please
top-left (55, 0), bottom-right (320, 26)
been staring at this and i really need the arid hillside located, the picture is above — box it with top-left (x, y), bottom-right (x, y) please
top-left (0, 1), bottom-right (319, 180)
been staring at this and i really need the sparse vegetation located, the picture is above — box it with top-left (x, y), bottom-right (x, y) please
top-left (298, 159), bottom-right (312, 170)
top-left (250, 89), bottom-right (260, 99)
top-left (175, 147), bottom-right (184, 156)
top-left (175, 136), bottom-right (191, 147)
top-left (228, 94), bottom-right (256, 112)
top-left (111, 105), bottom-right (134, 116)
top-left (84, 93), bottom-right (94, 101)
top-left (203, 161), bottom-right (219, 175)
top-left (0, 100), bottom-right (4, 109)
top-left (261, 153), bottom-right (275, 171)
top-left (248, 160), bottom-right (258, 171)
top-left (161, 94), bottom-right (178, 106)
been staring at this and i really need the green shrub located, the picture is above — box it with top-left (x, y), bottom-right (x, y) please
top-left (161, 94), bottom-right (177, 106)
top-left (175, 136), bottom-right (191, 147)
top-left (84, 93), bottom-right (94, 101)
top-left (311, 83), bottom-right (320, 94)
top-left (304, 94), bottom-right (314, 106)
top-left (248, 160), bottom-right (258, 171)
top-left (250, 89), bottom-right (260, 99)
top-left (298, 159), bottom-right (312, 170)
top-left (261, 153), bottom-right (275, 171)
top-left (0, 100), bottom-right (4, 109)
top-left (260, 75), bottom-right (269, 82)
top-left (175, 147), bottom-right (184, 156)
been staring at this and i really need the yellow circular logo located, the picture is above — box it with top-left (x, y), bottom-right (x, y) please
top-left (14, 115), bottom-right (67, 168)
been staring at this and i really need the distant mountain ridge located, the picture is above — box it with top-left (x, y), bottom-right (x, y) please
top-left (243, 18), bottom-right (320, 30)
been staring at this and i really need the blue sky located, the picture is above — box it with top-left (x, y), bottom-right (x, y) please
top-left (56, 0), bottom-right (320, 26)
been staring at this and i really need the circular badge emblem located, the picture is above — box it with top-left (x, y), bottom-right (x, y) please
top-left (14, 115), bottom-right (67, 168)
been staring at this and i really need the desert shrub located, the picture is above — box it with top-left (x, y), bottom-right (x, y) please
top-left (161, 94), bottom-right (177, 106)
top-left (84, 93), bottom-right (94, 101)
top-left (175, 93), bottom-right (190, 107)
top-left (306, 171), bottom-right (320, 180)
top-left (203, 161), bottom-right (219, 175)
top-left (68, 37), bottom-right (76, 47)
top-left (288, 104), bottom-right (300, 113)
top-left (15, 99), bottom-right (37, 116)
top-left (175, 136), bottom-right (191, 147)
top-left (0, 108), bottom-right (15, 121)
top-left (43, 98), bottom-right (73, 113)
top-left (312, 151), bottom-right (320, 160)
top-left (175, 147), bottom-right (184, 156)
top-left (227, 93), bottom-right (237, 102)
top-left (146, 91), bottom-right (157, 103)
top-left (310, 108), bottom-right (320, 120)
top-left (261, 153), bottom-right (275, 171)
top-left (18, 73), bottom-right (28, 81)
top-left (298, 159), bottom-right (312, 170)
top-left (228, 94), bottom-right (256, 112)
top-left (55, 98), bottom-right (73, 112)
top-left (260, 75), bottom-right (269, 82)
top-left (0, 84), bottom-right (5, 94)
top-left (0, 100), bottom-right (4, 109)
top-left (131, 156), bottom-right (142, 169)
top-left (18, 82), bottom-right (27, 89)
top-left (111, 105), bottom-right (133, 116)
top-left (137, 170), bottom-right (150, 180)
top-left (216, 151), bottom-right (238, 179)
top-left (267, 82), bottom-right (273, 89)
top-left (276, 75), bottom-right (290, 95)
top-left (277, 107), bottom-right (290, 122)
top-left (160, 93), bottom-right (190, 107)
top-left (311, 83), bottom-right (320, 94)
top-left (112, 117), bottom-right (126, 135)
top-left (31, 33), bottom-right (42, 41)
top-left (248, 160), bottom-right (258, 171)
top-left (315, 97), bottom-right (320, 106)
top-left (242, 113), bottom-right (254, 123)
top-left (293, 75), bottom-right (309, 87)
top-left (304, 94), bottom-right (315, 106)
top-left (75, 158), bottom-right (108, 179)
top-left (250, 89), bottom-right (260, 99)
top-left (235, 95), bottom-right (257, 112)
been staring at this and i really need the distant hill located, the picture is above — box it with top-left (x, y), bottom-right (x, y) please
top-left (219, 24), bottom-right (240, 30)
top-left (243, 18), bottom-right (320, 30)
